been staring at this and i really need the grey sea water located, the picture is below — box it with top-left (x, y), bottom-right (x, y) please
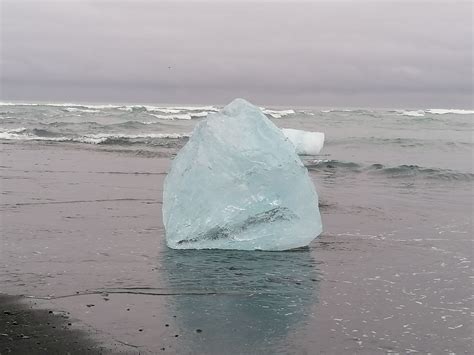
top-left (1, 102), bottom-right (473, 353)
top-left (1, 102), bottom-right (473, 174)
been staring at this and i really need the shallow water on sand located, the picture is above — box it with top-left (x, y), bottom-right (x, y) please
top-left (1, 104), bottom-right (473, 353)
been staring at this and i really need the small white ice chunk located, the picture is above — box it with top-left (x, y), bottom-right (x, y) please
top-left (281, 128), bottom-right (325, 155)
top-left (163, 98), bottom-right (323, 250)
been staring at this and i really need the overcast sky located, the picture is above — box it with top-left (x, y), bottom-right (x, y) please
top-left (1, 1), bottom-right (472, 108)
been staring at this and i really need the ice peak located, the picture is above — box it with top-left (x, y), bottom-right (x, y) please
top-left (222, 98), bottom-right (260, 117)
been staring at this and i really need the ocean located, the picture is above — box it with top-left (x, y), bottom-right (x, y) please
top-left (1, 101), bottom-right (472, 353)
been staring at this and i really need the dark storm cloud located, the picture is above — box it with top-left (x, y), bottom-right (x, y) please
top-left (1, 1), bottom-right (472, 107)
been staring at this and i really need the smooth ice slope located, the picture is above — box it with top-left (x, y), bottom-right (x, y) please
top-left (163, 98), bottom-right (322, 250)
top-left (282, 128), bottom-right (324, 155)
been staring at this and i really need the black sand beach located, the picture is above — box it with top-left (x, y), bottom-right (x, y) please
top-left (0, 294), bottom-right (106, 354)
top-left (1, 140), bottom-right (472, 354)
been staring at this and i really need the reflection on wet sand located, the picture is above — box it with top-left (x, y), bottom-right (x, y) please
top-left (160, 248), bottom-right (321, 354)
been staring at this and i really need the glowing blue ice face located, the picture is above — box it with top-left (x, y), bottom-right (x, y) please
top-left (163, 98), bottom-right (322, 251)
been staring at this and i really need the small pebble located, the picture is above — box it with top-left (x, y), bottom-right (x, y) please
top-left (138, 328), bottom-right (143, 332)
top-left (165, 324), bottom-right (169, 327)
top-left (174, 334), bottom-right (179, 338)
top-left (196, 329), bottom-right (202, 333)
top-left (86, 304), bottom-right (95, 308)
top-left (12, 321), bottom-right (18, 325)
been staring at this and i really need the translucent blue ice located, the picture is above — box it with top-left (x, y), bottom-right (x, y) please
top-left (163, 99), bottom-right (322, 250)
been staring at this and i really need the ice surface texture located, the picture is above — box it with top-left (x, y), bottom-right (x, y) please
top-left (282, 128), bottom-right (324, 155)
top-left (163, 99), bottom-right (322, 250)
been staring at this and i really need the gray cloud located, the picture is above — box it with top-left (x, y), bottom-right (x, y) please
top-left (1, 1), bottom-right (472, 108)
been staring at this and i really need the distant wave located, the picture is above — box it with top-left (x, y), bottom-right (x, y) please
top-left (320, 109), bottom-right (376, 115)
top-left (0, 128), bottom-right (190, 145)
top-left (305, 159), bottom-right (473, 181)
top-left (397, 110), bottom-right (425, 117)
top-left (397, 109), bottom-right (474, 117)
top-left (426, 109), bottom-right (474, 115)
top-left (148, 112), bottom-right (210, 120)
top-left (260, 108), bottom-right (295, 118)
top-left (321, 109), bottom-right (355, 113)
top-left (0, 102), bottom-right (120, 109)
top-left (64, 107), bottom-right (101, 113)
top-left (318, 108), bottom-right (473, 117)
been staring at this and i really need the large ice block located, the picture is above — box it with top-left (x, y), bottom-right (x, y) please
top-left (162, 98), bottom-right (322, 250)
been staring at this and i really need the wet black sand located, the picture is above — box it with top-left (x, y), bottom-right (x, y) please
top-left (0, 294), bottom-right (105, 354)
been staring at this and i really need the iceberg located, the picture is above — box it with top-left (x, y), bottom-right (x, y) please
top-left (162, 98), bottom-right (322, 250)
top-left (282, 128), bottom-right (324, 155)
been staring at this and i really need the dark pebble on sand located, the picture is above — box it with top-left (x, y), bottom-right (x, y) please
top-left (126, 308), bottom-right (130, 311)
top-left (3, 310), bottom-right (12, 315)
top-left (138, 328), bottom-right (143, 332)
top-left (48, 310), bottom-right (53, 314)
top-left (68, 323), bottom-right (72, 326)
top-left (165, 324), bottom-right (169, 327)
top-left (174, 334), bottom-right (179, 338)
top-left (12, 321), bottom-right (18, 325)
top-left (161, 347), bottom-right (165, 351)
top-left (196, 329), bottom-right (202, 333)
top-left (86, 304), bottom-right (95, 308)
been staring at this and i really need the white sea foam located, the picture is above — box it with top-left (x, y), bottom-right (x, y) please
top-left (260, 108), bottom-right (295, 118)
top-left (118, 105), bottom-right (219, 113)
top-left (79, 133), bottom-right (191, 143)
top-left (320, 109), bottom-right (354, 113)
top-left (0, 127), bottom-right (27, 133)
top-left (398, 110), bottom-right (425, 117)
top-left (426, 109), bottom-right (474, 115)
top-left (0, 101), bottom-right (219, 113)
top-left (0, 131), bottom-right (69, 142)
top-left (149, 113), bottom-right (193, 120)
top-left (64, 107), bottom-right (100, 113)
top-left (162, 105), bottom-right (219, 111)
top-left (149, 111), bottom-right (211, 120)
top-left (0, 130), bottom-right (191, 144)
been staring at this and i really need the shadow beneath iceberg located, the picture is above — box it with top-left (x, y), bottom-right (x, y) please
top-left (160, 248), bottom-right (321, 354)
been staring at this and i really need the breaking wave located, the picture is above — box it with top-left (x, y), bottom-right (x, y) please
top-left (0, 101), bottom-right (297, 119)
top-left (397, 109), bottom-right (474, 117)
top-left (0, 128), bottom-right (190, 145)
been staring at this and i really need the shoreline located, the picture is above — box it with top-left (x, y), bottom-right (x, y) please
top-left (0, 294), bottom-right (107, 354)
